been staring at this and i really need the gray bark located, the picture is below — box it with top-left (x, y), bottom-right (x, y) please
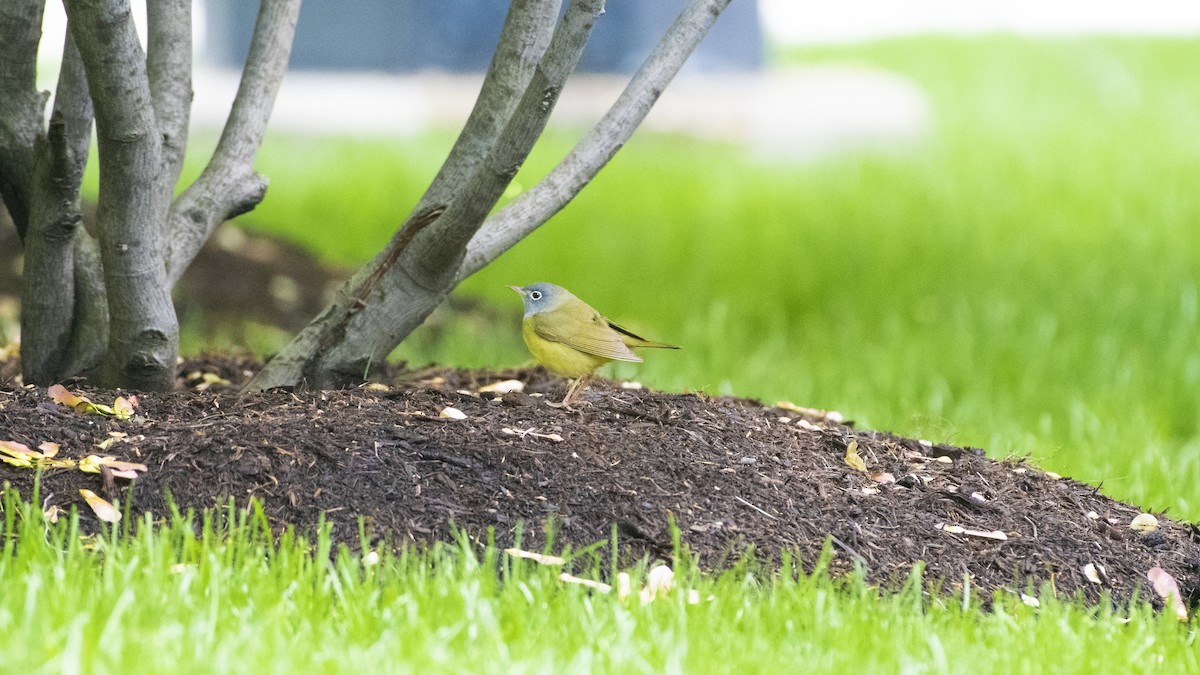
top-left (460, 0), bottom-right (734, 278)
top-left (248, 0), bottom-right (590, 391)
top-left (65, 0), bottom-right (178, 390)
top-left (0, 0), bottom-right (47, 239)
top-left (147, 0), bottom-right (193, 191)
top-left (20, 32), bottom-right (96, 383)
top-left (163, 0), bottom-right (300, 287)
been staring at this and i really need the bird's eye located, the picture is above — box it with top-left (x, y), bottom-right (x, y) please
top-left (530, 291), bottom-right (542, 300)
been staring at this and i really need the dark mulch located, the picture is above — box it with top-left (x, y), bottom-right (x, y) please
top-left (2, 355), bottom-right (1198, 610)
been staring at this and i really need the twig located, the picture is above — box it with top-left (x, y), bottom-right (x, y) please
top-left (417, 451), bottom-right (474, 470)
top-left (735, 495), bottom-right (779, 520)
top-left (829, 534), bottom-right (870, 568)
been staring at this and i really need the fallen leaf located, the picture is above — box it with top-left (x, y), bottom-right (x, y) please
top-left (504, 548), bottom-right (566, 566)
top-left (78, 455), bottom-right (148, 478)
top-left (501, 427), bottom-right (564, 443)
top-left (37, 442), bottom-right (60, 458)
top-left (843, 441), bottom-right (867, 472)
top-left (112, 397), bottom-right (134, 419)
top-left (869, 471), bottom-right (896, 484)
top-left (936, 523), bottom-right (1009, 541)
top-left (48, 384), bottom-right (86, 408)
top-left (479, 379), bottom-right (524, 394)
top-left (439, 406), bottom-right (467, 420)
top-left (559, 573), bottom-right (611, 593)
top-left (638, 565), bottom-right (676, 603)
top-left (0, 440), bottom-right (43, 467)
top-left (79, 489), bottom-right (121, 523)
top-left (1082, 563), bottom-right (1105, 585)
top-left (1130, 513), bottom-right (1159, 533)
top-left (1148, 567), bottom-right (1189, 622)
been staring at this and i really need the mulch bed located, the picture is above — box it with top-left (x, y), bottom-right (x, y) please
top-left (2, 355), bottom-right (1198, 611)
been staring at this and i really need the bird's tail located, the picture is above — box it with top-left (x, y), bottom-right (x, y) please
top-left (608, 321), bottom-right (680, 350)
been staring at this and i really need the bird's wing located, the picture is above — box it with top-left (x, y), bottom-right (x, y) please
top-left (530, 308), bottom-right (643, 363)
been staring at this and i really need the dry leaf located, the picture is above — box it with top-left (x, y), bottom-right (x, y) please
top-left (439, 406), bottom-right (467, 420)
top-left (112, 397), bottom-right (134, 419)
top-left (362, 382), bottom-right (390, 392)
top-left (869, 472), bottom-right (896, 484)
top-left (79, 489), bottom-right (121, 523)
top-left (501, 427), bottom-right (564, 443)
top-left (1082, 563), bottom-right (1105, 585)
top-left (78, 455), bottom-right (148, 478)
top-left (617, 572), bottom-right (633, 602)
top-left (639, 565), bottom-right (676, 603)
top-left (37, 442), bottom-right (60, 458)
top-left (48, 384), bottom-right (87, 409)
top-left (843, 441), bottom-right (867, 472)
top-left (1130, 513), bottom-right (1159, 533)
top-left (559, 573), bottom-right (611, 593)
top-left (479, 380), bottom-right (524, 394)
top-left (774, 402), bottom-right (844, 424)
top-left (504, 548), bottom-right (566, 566)
top-left (1148, 567), bottom-right (1188, 622)
top-left (0, 440), bottom-right (37, 467)
top-left (936, 523), bottom-right (1009, 541)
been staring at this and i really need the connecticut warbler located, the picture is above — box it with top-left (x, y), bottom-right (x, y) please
top-left (510, 282), bottom-right (679, 406)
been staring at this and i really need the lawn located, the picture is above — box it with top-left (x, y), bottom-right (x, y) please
top-left (2, 495), bottom-right (1194, 673)
top-left (44, 35), bottom-right (1200, 670)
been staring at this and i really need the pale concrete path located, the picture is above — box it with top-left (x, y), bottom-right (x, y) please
top-left (191, 65), bottom-right (929, 160)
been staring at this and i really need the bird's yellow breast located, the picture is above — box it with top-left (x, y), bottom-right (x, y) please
top-left (522, 319), bottom-right (610, 379)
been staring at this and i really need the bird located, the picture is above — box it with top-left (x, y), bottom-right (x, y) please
top-left (510, 282), bottom-right (679, 406)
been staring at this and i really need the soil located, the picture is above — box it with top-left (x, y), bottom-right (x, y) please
top-left (2, 355), bottom-right (1199, 611)
top-left (3, 215), bottom-right (1199, 610)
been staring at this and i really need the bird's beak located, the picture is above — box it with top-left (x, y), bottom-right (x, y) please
top-left (508, 285), bottom-right (524, 296)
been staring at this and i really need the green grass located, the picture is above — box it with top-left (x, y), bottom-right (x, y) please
top-left (2, 492), bottom-right (1194, 674)
top-left (55, 36), bottom-right (1200, 668)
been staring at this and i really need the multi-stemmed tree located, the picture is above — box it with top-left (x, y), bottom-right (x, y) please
top-left (0, 0), bottom-right (731, 392)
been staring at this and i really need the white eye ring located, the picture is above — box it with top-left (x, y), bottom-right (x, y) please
top-left (530, 291), bottom-right (542, 300)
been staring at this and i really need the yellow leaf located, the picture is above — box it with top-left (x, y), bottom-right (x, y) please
top-left (844, 441), bottom-right (868, 472)
top-left (48, 384), bottom-right (86, 408)
top-left (79, 489), bottom-right (121, 523)
top-left (112, 397), bottom-right (134, 419)
top-left (0, 440), bottom-right (38, 458)
top-left (96, 437), bottom-right (116, 451)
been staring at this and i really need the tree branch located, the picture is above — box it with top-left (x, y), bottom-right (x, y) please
top-left (21, 30), bottom-right (95, 383)
top-left (0, 0), bottom-right (48, 239)
top-left (248, 0), bottom-right (603, 391)
top-left (66, 0), bottom-right (178, 390)
top-left (419, 0), bottom-right (561, 207)
top-left (459, 0), bottom-right (732, 279)
top-left (163, 0), bottom-right (300, 288)
top-left (147, 0), bottom-right (193, 190)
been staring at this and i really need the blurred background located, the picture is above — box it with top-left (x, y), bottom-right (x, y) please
top-left (7, 1), bottom-right (1200, 517)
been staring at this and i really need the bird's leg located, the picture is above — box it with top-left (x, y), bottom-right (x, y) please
top-left (552, 374), bottom-right (592, 408)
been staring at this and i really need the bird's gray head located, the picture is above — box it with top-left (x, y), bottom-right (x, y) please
top-left (509, 282), bottom-right (571, 317)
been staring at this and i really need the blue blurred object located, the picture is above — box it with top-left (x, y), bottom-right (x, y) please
top-left (205, 0), bottom-right (762, 73)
